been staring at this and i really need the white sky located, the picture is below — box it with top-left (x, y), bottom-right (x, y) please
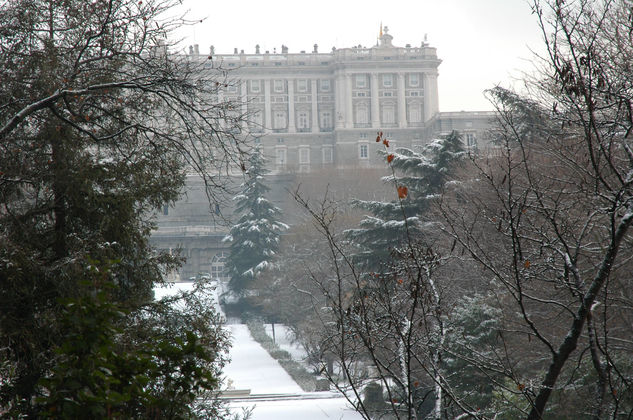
top-left (170, 0), bottom-right (545, 112)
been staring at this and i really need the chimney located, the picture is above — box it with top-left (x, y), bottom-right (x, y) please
top-left (255, 44), bottom-right (260, 54)
top-left (313, 43), bottom-right (318, 53)
top-left (234, 47), bottom-right (238, 54)
top-left (193, 44), bottom-right (199, 55)
top-left (281, 45), bottom-right (288, 54)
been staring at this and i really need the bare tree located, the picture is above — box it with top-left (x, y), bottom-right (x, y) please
top-left (439, 0), bottom-right (633, 413)
top-left (0, 0), bottom-right (249, 200)
top-left (288, 133), bottom-right (493, 420)
top-left (0, 0), bottom-right (250, 415)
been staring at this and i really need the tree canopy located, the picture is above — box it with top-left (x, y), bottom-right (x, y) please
top-left (0, 0), bottom-right (246, 416)
top-left (224, 150), bottom-right (288, 297)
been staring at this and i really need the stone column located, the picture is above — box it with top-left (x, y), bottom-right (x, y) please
top-left (429, 73), bottom-right (439, 117)
top-left (311, 79), bottom-right (319, 132)
top-left (370, 73), bottom-right (380, 128)
top-left (397, 73), bottom-right (407, 128)
top-left (240, 81), bottom-right (248, 131)
top-left (264, 79), bottom-right (272, 132)
top-left (287, 79), bottom-right (296, 133)
top-left (345, 74), bottom-right (353, 129)
top-left (335, 72), bottom-right (345, 128)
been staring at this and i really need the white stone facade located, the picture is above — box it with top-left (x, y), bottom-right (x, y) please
top-left (156, 29), bottom-right (497, 280)
top-left (187, 28), bottom-right (494, 172)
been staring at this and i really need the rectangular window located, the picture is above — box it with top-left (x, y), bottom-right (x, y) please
top-left (250, 80), bottom-right (261, 93)
top-left (320, 79), bottom-right (331, 91)
top-left (274, 80), bottom-right (284, 92)
top-left (320, 111), bottom-right (332, 129)
top-left (382, 105), bottom-right (395, 124)
top-left (359, 143), bottom-right (368, 159)
top-left (227, 84), bottom-right (238, 93)
top-left (382, 74), bottom-right (393, 88)
top-left (382, 92), bottom-right (393, 97)
top-left (360, 133), bottom-right (368, 139)
top-left (410, 91), bottom-right (420, 97)
top-left (276, 148), bottom-right (287, 166)
top-left (249, 109), bottom-right (264, 131)
top-left (466, 133), bottom-right (477, 147)
top-left (355, 74), bottom-right (367, 88)
top-left (273, 111), bottom-right (286, 129)
top-left (297, 111), bottom-right (309, 130)
top-left (356, 92), bottom-right (366, 97)
top-left (322, 146), bottom-right (333, 164)
top-left (408, 103), bottom-right (422, 123)
top-left (297, 79), bottom-right (308, 92)
top-left (409, 73), bottom-right (420, 87)
top-left (299, 147), bottom-right (310, 164)
top-left (356, 104), bottom-right (369, 124)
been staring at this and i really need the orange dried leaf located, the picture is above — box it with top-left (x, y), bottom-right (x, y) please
top-left (524, 260), bottom-right (531, 269)
top-left (397, 278), bottom-right (404, 284)
top-left (397, 185), bottom-right (408, 199)
top-left (387, 154), bottom-right (394, 163)
top-left (383, 139), bottom-right (390, 147)
top-left (376, 135), bottom-right (381, 142)
top-left (517, 383), bottom-right (525, 391)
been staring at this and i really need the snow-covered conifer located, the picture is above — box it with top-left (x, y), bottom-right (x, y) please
top-left (224, 149), bottom-right (288, 296)
top-left (345, 131), bottom-right (465, 272)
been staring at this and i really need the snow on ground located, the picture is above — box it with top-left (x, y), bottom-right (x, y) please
top-left (264, 324), bottom-right (307, 362)
top-left (223, 324), bottom-right (303, 394)
top-left (225, 324), bottom-right (363, 419)
top-left (228, 397), bottom-right (363, 420)
top-left (153, 281), bottom-right (197, 300)
top-left (154, 282), bottom-right (363, 419)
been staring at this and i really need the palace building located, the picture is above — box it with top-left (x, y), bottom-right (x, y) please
top-left (188, 26), bottom-right (493, 171)
top-left (151, 28), bottom-right (496, 281)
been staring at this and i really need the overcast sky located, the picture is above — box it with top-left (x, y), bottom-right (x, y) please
top-left (170, 0), bottom-right (545, 112)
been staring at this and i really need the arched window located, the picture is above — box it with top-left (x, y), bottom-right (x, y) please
top-left (210, 251), bottom-right (229, 280)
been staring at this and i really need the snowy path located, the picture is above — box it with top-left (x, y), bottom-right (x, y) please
top-left (223, 324), bottom-right (303, 394)
top-left (154, 282), bottom-right (363, 419)
top-left (224, 324), bottom-right (363, 419)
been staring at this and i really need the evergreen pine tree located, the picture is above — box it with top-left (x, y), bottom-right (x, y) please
top-left (345, 131), bottom-right (465, 272)
top-left (224, 150), bottom-right (288, 297)
top-left (0, 0), bottom-right (245, 414)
